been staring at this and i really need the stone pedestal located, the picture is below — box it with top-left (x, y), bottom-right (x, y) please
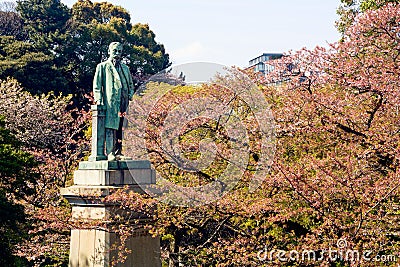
top-left (88, 105), bottom-right (107, 162)
top-left (61, 160), bottom-right (160, 267)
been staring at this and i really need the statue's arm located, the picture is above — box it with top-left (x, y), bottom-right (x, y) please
top-left (93, 64), bottom-right (103, 105)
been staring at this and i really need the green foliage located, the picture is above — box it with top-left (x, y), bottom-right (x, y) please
top-left (0, 0), bottom-right (170, 98)
top-left (62, 1), bottom-right (170, 93)
top-left (72, 0), bottom-right (131, 27)
top-left (16, 0), bottom-right (70, 36)
top-left (0, 189), bottom-right (29, 267)
top-left (0, 116), bottom-right (38, 266)
top-left (359, 0), bottom-right (400, 10)
top-left (0, 36), bottom-right (69, 94)
top-left (0, 117), bottom-right (38, 198)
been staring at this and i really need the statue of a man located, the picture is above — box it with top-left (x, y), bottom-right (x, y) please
top-left (93, 42), bottom-right (134, 161)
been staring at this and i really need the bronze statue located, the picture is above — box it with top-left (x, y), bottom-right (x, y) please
top-left (93, 42), bottom-right (134, 161)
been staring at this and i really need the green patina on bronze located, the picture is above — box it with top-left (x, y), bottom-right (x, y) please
top-left (93, 42), bottom-right (134, 130)
top-left (90, 42), bottom-right (135, 161)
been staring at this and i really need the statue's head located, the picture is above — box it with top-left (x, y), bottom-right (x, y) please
top-left (108, 42), bottom-right (123, 61)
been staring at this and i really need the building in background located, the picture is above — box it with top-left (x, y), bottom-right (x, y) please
top-left (248, 53), bottom-right (283, 75)
top-left (247, 52), bottom-right (303, 84)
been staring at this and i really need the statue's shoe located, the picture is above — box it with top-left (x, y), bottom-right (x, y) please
top-left (108, 153), bottom-right (116, 161)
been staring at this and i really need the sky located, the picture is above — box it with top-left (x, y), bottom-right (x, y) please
top-left (61, 0), bottom-right (342, 68)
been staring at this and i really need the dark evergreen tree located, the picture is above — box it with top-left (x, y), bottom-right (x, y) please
top-left (60, 0), bottom-right (170, 94)
top-left (0, 0), bottom-right (170, 97)
top-left (0, 116), bottom-right (38, 266)
top-left (16, 0), bottom-right (70, 36)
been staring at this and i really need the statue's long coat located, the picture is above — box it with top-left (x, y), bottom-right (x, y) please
top-left (93, 59), bottom-right (134, 130)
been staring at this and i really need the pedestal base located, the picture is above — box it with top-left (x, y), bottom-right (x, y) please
top-left (69, 229), bottom-right (160, 267)
top-left (61, 160), bottom-right (160, 267)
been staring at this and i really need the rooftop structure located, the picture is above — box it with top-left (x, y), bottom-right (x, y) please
top-left (248, 53), bottom-right (283, 74)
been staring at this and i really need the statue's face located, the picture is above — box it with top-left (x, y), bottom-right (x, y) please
top-left (108, 44), bottom-right (123, 60)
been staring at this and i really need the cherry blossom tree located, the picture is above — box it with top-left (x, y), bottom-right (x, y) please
top-left (111, 3), bottom-right (400, 267)
top-left (257, 2), bottom-right (400, 266)
top-left (0, 78), bottom-right (90, 265)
